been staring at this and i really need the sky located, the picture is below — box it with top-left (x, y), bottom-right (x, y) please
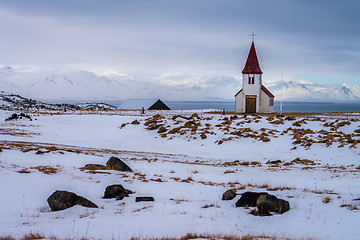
top-left (0, 0), bottom-right (359, 86)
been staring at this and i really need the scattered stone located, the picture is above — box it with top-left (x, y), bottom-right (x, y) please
top-left (266, 160), bottom-right (282, 165)
top-left (256, 194), bottom-right (290, 215)
top-left (103, 184), bottom-right (133, 200)
top-left (35, 150), bottom-right (51, 155)
top-left (135, 197), bottom-right (154, 202)
top-left (222, 190), bottom-right (237, 200)
top-left (5, 113), bottom-right (32, 121)
top-left (106, 157), bottom-right (132, 172)
top-left (47, 190), bottom-right (98, 211)
top-left (235, 191), bottom-right (268, 207)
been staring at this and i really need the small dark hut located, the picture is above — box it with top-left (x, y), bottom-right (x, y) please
top-left (120, 99), bottom-right (171, 110)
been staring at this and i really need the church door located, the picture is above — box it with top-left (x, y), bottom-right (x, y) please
top-left (245, 96), bottom-right (256, 113)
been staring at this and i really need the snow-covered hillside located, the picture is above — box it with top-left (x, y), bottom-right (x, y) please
top-left (0, 91), bottom-right (116, 111)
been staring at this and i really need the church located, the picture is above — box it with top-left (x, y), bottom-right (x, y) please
top-left (235, 41), bottom-right (274, 113)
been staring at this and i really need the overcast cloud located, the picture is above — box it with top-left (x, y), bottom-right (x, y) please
top-left (0, 0), bottom-right (359, 86)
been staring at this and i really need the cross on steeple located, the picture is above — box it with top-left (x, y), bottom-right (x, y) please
top-left (250, 32), bottom-right (256, 42)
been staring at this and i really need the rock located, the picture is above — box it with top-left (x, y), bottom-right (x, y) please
top-left (135, 197), bottom-right (154, 202)
top-left (5, 113), bottom-right (32, 121)
top-left (5, 113), bottom-right (18, 121)
top-left (106, 157), bottom-right (132, 172)
top-left (266, 160), bottom-right (282, 165)
top-left (103, 184), bottom-right (133, 200)
top-left (35, 150), bottom-right (51, 155)
top-left (222, 190), bottom-right (237, 200)
top-left (47, 190), bottom-right (98, 211)
top-left (256, 194), bottom-right (290, 215)
top-left (235, 191), bottom-right (268, 207)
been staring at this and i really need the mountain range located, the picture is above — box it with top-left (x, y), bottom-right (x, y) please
top-left (1, 66), bottom-right (359, 102)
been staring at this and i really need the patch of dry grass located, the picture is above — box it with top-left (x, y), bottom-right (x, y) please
top-left (249, 208), bottom-right (271, 217)
top-left (130, 232), bottom-right (290, 240)
top-left (0, 232), bottom-right (46, 240)
top-left (31, 165), bottom-right (60, 175)
top-left (322, 196), bottom-right (332, 204)
top-left (17, 168), bottom-right (32, 174)
top-left (284, 157), bottom-right (316, 166)
top-left (224, 161), bottom-right (261, 167)
top-left (340, 203), bottom-right (359, 211)
top-left (133, 205), bottom-right (153, 213)
top-left (170, 198), bottom-right (189, 204)
top-left (80, 164), bottom-right (109, 171)
top-left (0, 128), bottom-right (40, 137)
top-left (201, 204), bottom-right (220, 209)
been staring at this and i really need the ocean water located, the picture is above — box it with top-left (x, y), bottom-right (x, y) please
top-left (167, 101), bottom-right (360, 113)
top-left (50, 100), bottom-right (360, 113)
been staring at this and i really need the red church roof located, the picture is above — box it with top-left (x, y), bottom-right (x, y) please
top-left (242, 41), bottom-right (263, 74)
top-left (261, 85), bottom-right (274, 98)
top-left (234, 86), bottom-right (274, 98)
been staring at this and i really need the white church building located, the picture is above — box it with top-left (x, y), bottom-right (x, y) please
top-left (235, 41), bottom-right (274, 113)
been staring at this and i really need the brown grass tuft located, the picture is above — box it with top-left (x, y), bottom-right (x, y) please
top-left (31, 165), bottom-right (59, 175)
top-left (284, 157), bottom-right (315, 166)
top-left (322, 196), bottom-right (332, 204)
top-left (340, 203), bottom-right (359, 211)
top-left (17, 168), bottom-right (32, 174)
top-left (201, 204), bottom-right (219, 209)
top-left (22, 232), bottom-right (45, 240)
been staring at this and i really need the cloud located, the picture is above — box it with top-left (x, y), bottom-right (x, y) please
top-left (0, 0), bottom-right (359, 86)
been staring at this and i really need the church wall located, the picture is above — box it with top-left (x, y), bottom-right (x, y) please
top-left (235, 93), bottom-right (244, 113)
top-left (242, 73), bottom-right (261, 112)
top-left (242, 74), bottom-right (261, 95)
top-left (260, 90), bottom-right (274, 113)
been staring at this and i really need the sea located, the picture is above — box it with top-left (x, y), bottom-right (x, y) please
top-left (101, 101), bottom-right (360, 113)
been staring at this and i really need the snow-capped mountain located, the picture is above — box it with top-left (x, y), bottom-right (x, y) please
top-left (267, 80), bottom-right (360, 102)
top-left (0, 65), bottom-right (359, 102)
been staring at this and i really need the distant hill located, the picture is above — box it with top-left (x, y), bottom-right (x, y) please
top-left (0, 91), bottom-right (116, 111)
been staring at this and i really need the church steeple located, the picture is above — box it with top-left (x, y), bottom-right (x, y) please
top-left (242, 41), bottom-right (263, 74)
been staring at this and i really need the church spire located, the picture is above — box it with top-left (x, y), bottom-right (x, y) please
top-left (242, 41), bottom-right (263, 74)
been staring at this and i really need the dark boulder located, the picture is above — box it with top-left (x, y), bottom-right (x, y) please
top-left (266, 160), bottom-right (282, 165)
top-left (235, 191), bottom-right (268, 207)
top-left (47, 190), bottom-right (98, 211)
top-left (5, 113), bottom-right (32, 121)
top-left (106, 157), bottom-right (132, 172)
top-left (256, 194), bottom-right (290, 215)
top-left (103, 184), bottom-right (133, 200)
top-left (35, 150), bottom-right (51, 155)
top-left (135, 197), bottom-right (154, 202)
top-left (222, 190), bottom-right (237, 200)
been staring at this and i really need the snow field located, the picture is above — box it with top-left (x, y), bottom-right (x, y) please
top-left (0, 110), bottom-right (359, 239)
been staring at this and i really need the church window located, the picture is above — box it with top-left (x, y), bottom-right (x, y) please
top-left (248, 76), bottom-right (254, 84)
top-left (270, 98), bottom-right (274, 106)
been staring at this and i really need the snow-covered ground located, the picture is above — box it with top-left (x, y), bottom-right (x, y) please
top-left (0, 109), bottom-right (359, 239)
